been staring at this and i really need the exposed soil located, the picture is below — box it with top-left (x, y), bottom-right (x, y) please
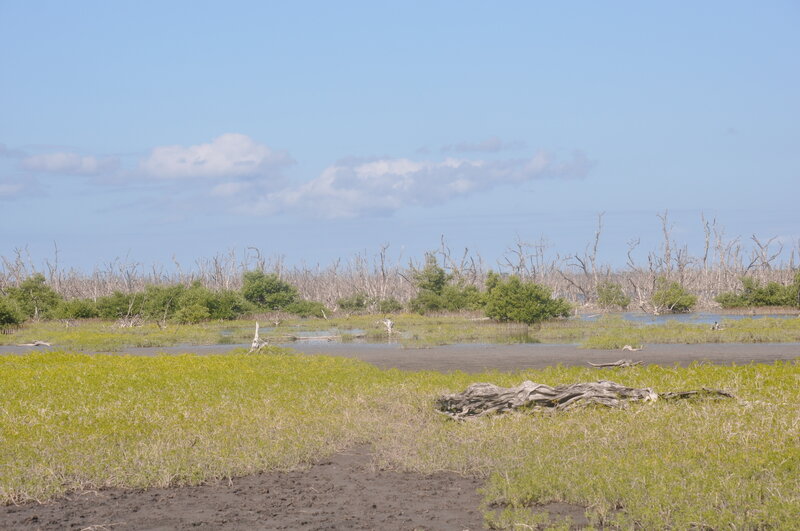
top-left (1, 446), bottom-right (494, 531)
top-left (277, 341), bottom-right (800, 372)
top-left (4, 341), bottom-right (799, 372)
top-left (2, 342), bottom-right (797, 529)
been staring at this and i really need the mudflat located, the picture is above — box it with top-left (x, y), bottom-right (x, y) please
top-left (277, 341), bottom-right (800, 372)
top-left (3, 341), bottom-right (799, 372)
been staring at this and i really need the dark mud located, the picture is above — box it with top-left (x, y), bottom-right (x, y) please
top-left (1, 446), bottom-right (488, 530)
top-left (3, 342), bottom-right (799, 372)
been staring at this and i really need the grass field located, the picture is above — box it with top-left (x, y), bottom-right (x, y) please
top-left (2, 313), bottom-right (800, 351)
top-left (1, 350), bottom-right (798, 529)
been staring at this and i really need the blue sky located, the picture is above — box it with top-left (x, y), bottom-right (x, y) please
top-left (1, 1), bottom-right (798, 271)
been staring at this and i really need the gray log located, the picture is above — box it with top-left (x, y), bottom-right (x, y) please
top-left (435, 380), bottom-right (734, 420)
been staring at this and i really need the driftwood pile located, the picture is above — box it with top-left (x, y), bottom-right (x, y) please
top-left (435, 380), bottom-right (734, 420)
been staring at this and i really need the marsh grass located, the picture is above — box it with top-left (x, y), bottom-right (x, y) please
top-left (1, 352), bottom-right (798, 529)
top-left (0, 320), bottom-right (253, 350)
top-left (581, 315), bottom-right (800, 349)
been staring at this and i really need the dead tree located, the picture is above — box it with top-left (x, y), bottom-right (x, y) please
top-left (249, 322), bottom-right (268, 353)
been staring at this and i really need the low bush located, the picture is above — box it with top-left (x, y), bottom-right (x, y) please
top-left (651, 278), bottom-right (697, 313)
top-left (0, 297), bottom-right (24, 327)
top-left (95, 292), bottom-right (143, 319)
top-left (6, 274), bottom-right (63, 320)
top-left (596, 281), bottom-right (630, 309)
top-left (716, 274), bottom-right (800, 308)
top-left (376, 297), bottom-right (404, 313)
top-left (56, 299), bottom-right (100, 319)
top-left (204, 290), bottom-right (252, 320)
top-left (409, 254), bottom-right (484, 313)
top-left (337, 293), bottom-right (368, 312)
top-left (484, 274), bottom-right (571, 324)
top-left (173, 303), bottom-right (211, 324)
top-left (241, 271), bottom-right (298, 310)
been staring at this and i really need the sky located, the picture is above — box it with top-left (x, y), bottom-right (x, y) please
top-left (1, 1), bottom-right (798, 272)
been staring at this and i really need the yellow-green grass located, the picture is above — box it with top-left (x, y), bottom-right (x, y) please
top-left (1, 351), bottom-right (798, 529)
top-left (0, 320), bottom-right (248, 351)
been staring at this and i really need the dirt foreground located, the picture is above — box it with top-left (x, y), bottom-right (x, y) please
top-left (1, 446), bottom-right (495, 531)
top-left (2, 343), bottom-right (797, 530)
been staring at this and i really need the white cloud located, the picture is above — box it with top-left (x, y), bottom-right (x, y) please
top-left (249, 150), bottom-right (592, 218)
top-left (21, 151), bottom-right (118, 175)
top-left (210, 181), bottom-right (254, 197)
top-left (140, 133), bottom-right (292, 179)
top-left (0, 143), bottom-right (26, 159)
top-left (442, 136), bottom-right (526, 153)
top-left (0, 182), bottom-right (24, 198)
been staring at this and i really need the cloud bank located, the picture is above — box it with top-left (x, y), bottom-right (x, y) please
top-left (140, 133), bottom-right (293, 179)
top-left (3, 134), bottom-right (592, 217)
top-left (21, 152), bottom-right (119, 176)
top-left (249, 150), bottom-right (592, 218)
top-left (441, 136), bottom-right (526, 153)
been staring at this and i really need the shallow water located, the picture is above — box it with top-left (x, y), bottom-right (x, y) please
top-left (578, 312), bottom-right (799, 326)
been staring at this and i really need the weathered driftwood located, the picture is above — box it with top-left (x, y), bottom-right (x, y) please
top-left (436, 380), bottom-right (658, 419)
top-left (16, 340), bottom-right (52, 347)
top-left (588, 359), bottom-right (642, 368)
top-left (435, 380), bottom-right (734, 420)
top-left (249, 322), bottom-right (268, 353)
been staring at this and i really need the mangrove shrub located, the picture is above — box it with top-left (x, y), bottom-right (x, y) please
top-left (241, 271), bottom-right (298, 310)
top-left (7, 274), bottom-right (63, 320)
top-left (483, 274), bottom-right (571, 324)
top-left (0, 296), bottom-right (24, 327)
top-left (651, 278), bottom-right (697, 313)
top-left (597, 281), bottom-right (631, 310)
top-left (716, 274), bottom-right (800, 308)
top-left (410, 254), bottom-right (483, 313)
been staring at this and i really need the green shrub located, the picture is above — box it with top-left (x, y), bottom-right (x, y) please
top-left (173, 303), bottom-right (211, 324)
top-left (0, 296), bottom-right (24, 326)
top-left (409, 254), bottom-right (450, 314)
top-left (441, 284), bottom-right (484, 311)
top-left (96, 292), bottom-right (143, 319)
top-left (413, 253), bottom-right (449, 293)
top-left (716, 275), bottom-right (800, 308)
top-left (56, 298), bottom-right (100, 319)
top-left (241, 271), bottom-right (298, 310)
top-left (409, 254), bottom-right (483, 313)
top-left (7, 274), bottom-right (63, 319)
top-left (377, 297), bottom-right (404, 313)
top-left (285, 300), bottom-right (329, 318)
top-left (142, 284), bottom-right (186, 321)
top-left (484, 275), bottom-right (571, 324)
top-left (337, 293), bottom-right (368, 312)
top-left (205, 290), bottom-right (252, 320)
top-left (597, 281), bottom-right (630, 309)
top-left (651, 278), bottom-right (697, 313)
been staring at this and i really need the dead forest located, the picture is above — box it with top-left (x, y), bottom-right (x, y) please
top-left (2, 214), bottom-right (798, 312)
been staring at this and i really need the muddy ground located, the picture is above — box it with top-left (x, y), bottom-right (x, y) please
top-left (2, 343), bottom-right (797, 530)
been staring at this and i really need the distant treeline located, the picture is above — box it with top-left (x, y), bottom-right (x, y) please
top-left (2, 214), bottom-right (799, 326)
